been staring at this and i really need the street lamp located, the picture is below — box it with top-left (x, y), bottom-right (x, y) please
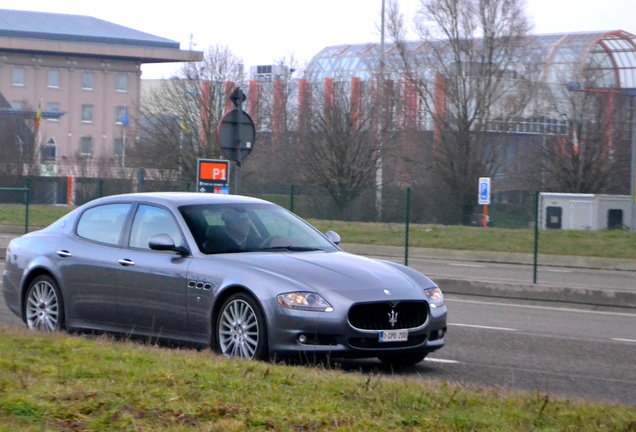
top-left (629, 90), bottom-right (636, 233)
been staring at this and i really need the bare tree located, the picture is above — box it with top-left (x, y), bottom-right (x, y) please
top-left (295, 77), bottom-right (386, 217)
top-left (0, 102), bottom-right (40, 179)
top-left (0, 116), bottom-right (30, 177)
top-left (132, 43), bottom-right (244, 183)
top-left (241, 56), bottom-right (304, 191)
top-left (536, 84), bottom-right (632, 193)
top-left (386, 0), bottom-right (536, 224)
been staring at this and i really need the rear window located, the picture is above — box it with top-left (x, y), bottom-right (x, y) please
top-left (76, 203), bottom-right (131, 245)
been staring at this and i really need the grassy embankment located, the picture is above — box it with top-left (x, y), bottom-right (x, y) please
top-left (1, 204), bottom-right (635, 429)
top-left (0, 327), bottom-right (634, 431)
top-left (1, 204), bottom-right (635, 259)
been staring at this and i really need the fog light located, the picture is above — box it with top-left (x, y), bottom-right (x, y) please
top-left (298, 334), bottom-right (307, 344)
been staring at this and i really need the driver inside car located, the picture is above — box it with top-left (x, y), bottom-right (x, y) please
top-left (220, 209), bottom-right (262, 250)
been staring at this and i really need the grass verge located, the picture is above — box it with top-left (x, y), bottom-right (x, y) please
top-left (310, 220), bottom-right (636, 260)
top-left (0, 204), bottom-right (635, 259)
top-left (0, 327), bottom-right (635, 431)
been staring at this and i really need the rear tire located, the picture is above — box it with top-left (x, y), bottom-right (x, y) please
top-left (24, 275), bottom-right (64, 332)
top-left (378, 351), bottom-right (427, 367)
top-left (215, 293), bottom-right (268, 361)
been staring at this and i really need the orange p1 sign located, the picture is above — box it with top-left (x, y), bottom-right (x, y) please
top-left (197, 159), bottom-right (230, 193)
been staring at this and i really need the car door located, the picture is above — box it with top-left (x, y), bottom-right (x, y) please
top-left (61, 202), bottom-right (133, 325)
top-left (115, 204), bottom-right (190, 334)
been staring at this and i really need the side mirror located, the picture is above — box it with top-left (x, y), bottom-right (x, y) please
top-left (324, 230), bottom-right (341, 245)
top-left (148, 233), bottom-right (190, 256)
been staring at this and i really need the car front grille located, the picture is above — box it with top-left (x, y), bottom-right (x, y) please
top-left (348, 301), bottom-right (429, 331)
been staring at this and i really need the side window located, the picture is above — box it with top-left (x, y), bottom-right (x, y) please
top-left (116, 74), bottom-right (128, 92)
top-left (82, 72), bottom-right (95, 90)
top-left (129, 205), bottom-right (183, 250)
top-left (46, 102), bottom-right (61, 122)
top-left (81, 104), bottom-right (94, 123)
top-left (76, 203), bottom-right (131, 245)
top-left (47, 70), bottom-right (60, 88)
top-left (80, 137), bottom-right (93, 157)
top-left (12, 68), bottom-right (25, 87)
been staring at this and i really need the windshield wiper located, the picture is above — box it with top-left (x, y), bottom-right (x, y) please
top-left (259, 246), bottom-right (323, 252)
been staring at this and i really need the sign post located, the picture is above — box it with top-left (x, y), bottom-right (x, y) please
top-left (217, 87), bottom-right (255, 195)
top-left (478, 177), bottom-right (491, 228)
top-left (197, 159), bottom-right (230, 193)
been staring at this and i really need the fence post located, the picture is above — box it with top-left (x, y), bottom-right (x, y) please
top-left (290, 185), bottom-right (295, 212)
top-left (404, 187), bottom-right (411, 266)
top-left (24, 178), bottom-right (31, 233)
top-left (533, 191), bottom-right (539, 284)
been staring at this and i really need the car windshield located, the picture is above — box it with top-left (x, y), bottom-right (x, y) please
top-left (179, 203), bottom-right (339, 254)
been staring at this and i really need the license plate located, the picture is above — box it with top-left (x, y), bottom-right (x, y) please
top-left (378, 329), bottom-right (408, 342)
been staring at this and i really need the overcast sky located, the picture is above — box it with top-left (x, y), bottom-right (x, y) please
top-left (7, 0), bottom-right (636, 79)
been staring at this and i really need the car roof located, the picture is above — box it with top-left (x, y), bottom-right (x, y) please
top-left (88, 192), bottom-right (270, 208)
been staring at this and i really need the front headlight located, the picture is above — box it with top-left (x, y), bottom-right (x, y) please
top-left (424, 287), bottom-right (444, 308)
top-left (277, 292), bottom-right (334, 312)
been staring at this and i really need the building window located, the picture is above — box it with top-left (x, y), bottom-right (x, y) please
top-left (114, 138), bottom-right (124, 157)
top-left (41, 143), bottom-right (57, 162)
top-left (81, 105), bottom-right (94, 123)
top-left (12, 68), bottom-right (25, 86)
top-left (47, 70), bottom-right (60, 88)
top-left (116, 74), bottom-right (128, 92)
top-left (82, 72), bottom-right (95, 90)
top-left (46, 102), bottom-right (61, 122)
top-left (80, 137), bottom-right (93, 157)
top-left (115, 106), bottom-right (127, 124)
top-left (11, 101), bottom-right (24, 110)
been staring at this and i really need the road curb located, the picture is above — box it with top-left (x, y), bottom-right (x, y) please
top-left (437, 278), bottom-right (636, 309)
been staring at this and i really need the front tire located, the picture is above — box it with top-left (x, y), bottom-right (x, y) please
top-left (216, 293), bottom-right (268, 361)
top-left (24, 275), bottom-right (64, 332)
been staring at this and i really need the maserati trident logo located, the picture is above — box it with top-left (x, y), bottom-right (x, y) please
top-left (388, 309), bottom-right (398, 328)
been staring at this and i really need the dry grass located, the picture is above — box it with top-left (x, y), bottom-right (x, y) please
top-left (0, 327), bottom-right (634, 431)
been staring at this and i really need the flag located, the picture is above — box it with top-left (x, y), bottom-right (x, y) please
top-left (35, 103), bottom-right (42, 128)
top-left (122, 104), bottom-right (130, 126)
top-left (180, 119), bottom-right (190, 135)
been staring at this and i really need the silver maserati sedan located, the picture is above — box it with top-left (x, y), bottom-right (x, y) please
top-left (2, 192), bottom-right (446, 366)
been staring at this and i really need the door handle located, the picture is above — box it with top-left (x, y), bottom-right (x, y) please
top-left (118, 258), bottom-right (135, 266)
top-left (56, 250), bottom-right (72, 258)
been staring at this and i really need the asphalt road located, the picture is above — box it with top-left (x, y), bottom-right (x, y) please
top-left (2, 262), bottom-right (635, 406)
top-left (343, 296), bottom-right (636, 406)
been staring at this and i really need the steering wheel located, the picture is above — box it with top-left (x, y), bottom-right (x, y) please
top-left (259, 236), bottom-right (282, 249)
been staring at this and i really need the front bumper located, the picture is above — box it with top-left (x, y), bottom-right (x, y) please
top-left (266, 303), bottom-right (447, 359)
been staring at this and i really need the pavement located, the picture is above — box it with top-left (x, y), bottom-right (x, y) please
top-left (1, 229), bottom-right (635, 310)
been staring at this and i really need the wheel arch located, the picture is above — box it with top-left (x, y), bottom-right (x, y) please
top-left (20, 268), bottom-right (62, 321)
top-left (210, 284), bottom-right (270, 353)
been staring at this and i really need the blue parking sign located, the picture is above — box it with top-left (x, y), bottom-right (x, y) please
top-left (478, 177), bottom-right (491, 205)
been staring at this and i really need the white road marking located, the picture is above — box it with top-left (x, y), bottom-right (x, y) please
top-left (610, 338), bottom-right (636, 344)
top-left (447, 298), bottom-right (636, 318)
top-left (425, 357), bottom-right (460, 364)
top-left (449, 263), bottom-right (484, 268)
top-left (449, 323), bottom-right (517, 332)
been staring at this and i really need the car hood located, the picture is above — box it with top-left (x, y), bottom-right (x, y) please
top-left (210, 250), bottom-right (434, 300)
